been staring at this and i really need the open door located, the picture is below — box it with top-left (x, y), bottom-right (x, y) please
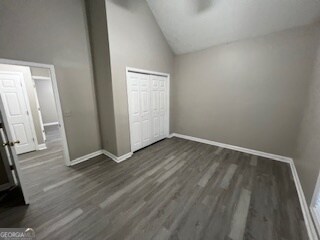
top-left (0, 98), bottom-right (29, 204)
top-left (0, 71), bottom-right (37, 154)
top-left (0, 124), bottom-right (15, 191)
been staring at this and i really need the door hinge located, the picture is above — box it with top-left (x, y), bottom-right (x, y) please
top-left (26, 110), bottom-right (29, 115)
top-left (32, 138), bottom-right (35, 142)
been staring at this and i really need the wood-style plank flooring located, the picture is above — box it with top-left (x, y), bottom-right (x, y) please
top-left (0, 127), bottom-right (308, 239)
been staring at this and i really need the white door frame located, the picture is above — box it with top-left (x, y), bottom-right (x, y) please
top-left (310, 171), bottom-right (320, 236)
top-left (0, 58), bottom-right (71, 166)
top-left (32, 77), bottom-right (47, 145)
top-left (126, 67), bottom-right (170, 152)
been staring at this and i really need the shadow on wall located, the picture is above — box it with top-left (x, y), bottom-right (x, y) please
top-left (110, 0), bottom-right (139, 11)
top-left (196, 0), bottom-right (215, 13)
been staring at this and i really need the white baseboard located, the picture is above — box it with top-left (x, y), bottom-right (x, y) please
top-left (102, 150), bottom-right (133, 163)
top-left (70, 149), bottom-right (133, 166)
top-left (36, 143), bottom-right (47, 151)
top-left (170, 133), bottom-right (291, 163)
top-left (170, 132), bottom-right (318, 240)
top-left (43, 122), bottom-right (59, 127)
top-left (289, 161), bottom-right (318, 240)
top-left (70, 150), bottom-right (103, 166)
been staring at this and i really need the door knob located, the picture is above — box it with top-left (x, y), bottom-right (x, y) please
top-left (9, 140), bottom-right (20, 146)
top-left (2, 140), bottom-right (20, 147)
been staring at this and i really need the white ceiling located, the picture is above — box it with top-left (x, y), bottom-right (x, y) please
top-left (147, 0), bottom-right (320, 54)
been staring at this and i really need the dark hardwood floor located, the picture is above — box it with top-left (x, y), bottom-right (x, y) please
top-left (0, 128), bottom-right (308, 240)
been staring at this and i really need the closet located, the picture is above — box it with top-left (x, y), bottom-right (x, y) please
top-left (127, 69), bottom-right (169, 152)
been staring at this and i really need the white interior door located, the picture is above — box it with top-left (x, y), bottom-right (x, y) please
top-left (0, 98), bottom-right (29, 204)
top-left (127, 70), bottom-right (169, 152)
top-left (128, 73), bottom-right (142, 151)
top-left (151, 75), bottom-right (167, 142)
top-left (0, 121), bottom-right (15, 191)
top-left (127, 72), bottom-right (151, 152)
top-left (139, 75), bottom-right (152, 147)
top-left (0, 72), bottom-right (36, 154)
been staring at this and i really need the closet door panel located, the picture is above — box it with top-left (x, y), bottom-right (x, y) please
top-left (151, 76), bottom-right (160, 142)
top-left (139, 75), bottom-right (151, 147)
top-left (152, 92), bottom-right (159, 140)
top-left (158, 76), bottom-right (167, 139)
top-left (128, 73), bottom-right (142, 151)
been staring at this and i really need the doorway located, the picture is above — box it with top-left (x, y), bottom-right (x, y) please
top-left (0, 59), bottom-right (70, 205)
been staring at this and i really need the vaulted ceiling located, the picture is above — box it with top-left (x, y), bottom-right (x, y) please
top-left (147, 0), bottom-right (320, 54)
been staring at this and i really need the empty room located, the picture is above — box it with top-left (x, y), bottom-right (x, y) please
top-left (1, 0), bottom-right (320, 239)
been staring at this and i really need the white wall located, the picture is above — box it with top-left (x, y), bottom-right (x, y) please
top-left (34, 80), bottom-right (58, 125)
top-left (106, 0), bottom-right (175, 156)
top-left (31, 67), bottom-right (59, 125)
top-left (0, 0), bottom-right (101, 160)
top-left (85, 0), bottom-right (118, 155)
top-left (294, 31), bottom-right (320, 204)
top-left (172, 24), bottom-right (320, 157)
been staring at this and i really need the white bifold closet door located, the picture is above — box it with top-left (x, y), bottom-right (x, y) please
top-left (150, 75), bottom-right (167, 142)
top-left (127, 71), bottom-right (169, 152)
